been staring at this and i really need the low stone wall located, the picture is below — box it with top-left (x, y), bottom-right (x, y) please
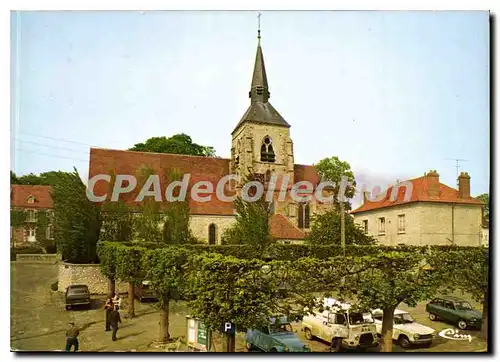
top-left (16, 254), bottom-right (61, 263)
top-left (58, 262), bottom-right (128, 295)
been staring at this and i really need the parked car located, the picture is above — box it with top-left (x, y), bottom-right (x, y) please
top-left (134, 280), bottom-right (158, 302)
top-left (302, 298), bottom-right (378, 351)
top-left (245, 316), bottom-right (311, 352)
top-left (371, 308), bottom-right (436, 348)
top-left (426, 296), bottom-right (482, 330)
top-left (65, 284), bottom-right (91, 310)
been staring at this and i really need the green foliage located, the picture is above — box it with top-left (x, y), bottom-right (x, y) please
top-left (134, 166), bottom-right (163, 243)
top-left (115, 244), bottom-right (147, 284)
top-left (97, 241), bottom-right (118, 279)
top-left (129, 133), bottom-right (216, 157)
top-left (51, 168), bottom-right (101, 263)
top-left (34, 210), bottom-right (52, 252)
top-left (11, 245), bottom-right (45, 260)
top-left (11, 171), bottom-right (18, 184)
top-left (142, 246), bottom-right (190, 303)
top-left (10, 209), bottom-right (26, 228)
top-left (11, 170), bottom-right (66, 186)
top-left (221, 197), bottom-right (272, 249)
top-left (162, 168), bottom-right (196, 244)
top-left (476, 193), bottom-right (489, 220)
top-left (306, 209), bottom-right (377, 246)
top-left (101, 201), bottom-right (134, 242)
top-left (315, 156), bottom-right (356, 210)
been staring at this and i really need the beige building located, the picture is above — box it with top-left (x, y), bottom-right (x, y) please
top-left (351, 170), bottom-right (484, 246)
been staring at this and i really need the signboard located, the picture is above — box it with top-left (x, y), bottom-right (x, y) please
top-left (220, 322), bottom-right (236, 335)
top-left (186, 316), bottom-right (211, 352)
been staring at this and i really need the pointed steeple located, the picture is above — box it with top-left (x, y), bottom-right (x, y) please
top-left (249, 38), bottom-right (270, 103)
top-left (231, 26), bottom-right (290, 135)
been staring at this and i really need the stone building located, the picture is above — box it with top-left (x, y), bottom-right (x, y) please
top-left (10, 185), bottom-right (54, 246)
top-left (350, 170), bottom-right (484, 246)
top-left (88, 33), bottom-right (332, 244)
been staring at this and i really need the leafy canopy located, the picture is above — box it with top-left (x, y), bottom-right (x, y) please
top-left (129, 133), bottom-right (216, 157)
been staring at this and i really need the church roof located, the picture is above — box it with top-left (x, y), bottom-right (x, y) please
top-left (269, 214), bottom-right (306, 240)
top-left (232, 36), bottom-right (290, 134)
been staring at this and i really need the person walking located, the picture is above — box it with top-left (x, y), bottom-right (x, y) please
top-left (65, 322), bottom-right (80, 352)
top-left (110, 305), bottom-right (122, 341)
top-left (104, 298), bottom-right (114, 332)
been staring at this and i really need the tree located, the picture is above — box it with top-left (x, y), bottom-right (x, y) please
top-left (129, 133), bottom-right (216, 157)
top-left (11, 170), bottom-right (65, 186)
top-left (142, 247), bottom-right (189, 343)
top-left (342, 250), bottom-right (439, 352)
top-left (115, 245), bottom-right (146, 318)
top-left (97, 242), bottom-right (118, 298)
top-left (10, 171), bottom-right (18, 184)
top-left (306, 210), bottom-right (377, 246)
top-left (10, 209), bottom-right (26, 246)
top-left (476, 193), bottom-right (489, 221)
top-left (314, 156), bottom-right (356, 210)
top-left (51, 169), bottom-right (101, 263)
top-left (427, 247), bottom-right (489, 340)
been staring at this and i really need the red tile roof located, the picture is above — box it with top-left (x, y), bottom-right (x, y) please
top-left (269, 214), bottom-right (306, 240)
top-left (351, 175), bottom-right (484, 214)
top-left (89, 148), bottom-right (237, 216)
top-left (294, 164), bottom-right (320, 186)
top-left (11, 185), bottom-right (53, 209)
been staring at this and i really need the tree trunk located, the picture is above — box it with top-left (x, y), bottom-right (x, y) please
top-left (481, 291), bottom-right (488, 340)
top-left (224, 333), bottom-right (235, 352)
top-left (380, 306), bottom-right (396, 352)
top-left (127, 282), bottom-right (135, 318)
top-left (158, 294), bottom-right (170, 342)
top-left (108, 278), bottom-right (116, 298)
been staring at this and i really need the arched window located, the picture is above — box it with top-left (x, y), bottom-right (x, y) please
top-left (298, 204), bottom-right (304, 229)
top-left (260, 136), bottom-right (275, 163)
top-left (297, 203), bottom-right (310, 229)
top-left (208, 223), bottom-right (217, 245)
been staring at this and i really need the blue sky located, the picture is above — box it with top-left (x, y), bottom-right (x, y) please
top-left (10, 11), bottom-right (490, 204)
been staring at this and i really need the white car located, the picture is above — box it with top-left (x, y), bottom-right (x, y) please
top-left (372, 309), bottom-right (436, 348)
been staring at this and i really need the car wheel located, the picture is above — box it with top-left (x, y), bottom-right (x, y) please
top-left (304, 328), bottom-right (313, 340)
top-left (246, 342), bottom-right (253, 351)
top-left (429, 313), bottom-right (437, 321)
top-left (398, 335), bottom-right (411, 349)
top-left (65, 305), bottom-right (71, 311)
top-left (423, 341), bottom-right (432, 348)
top-left (458, 320), bottom-right (468, 330)
top-left (331, 338), bottom-right (343, 352)
top-left (270, 348), bottom-right (277, 353)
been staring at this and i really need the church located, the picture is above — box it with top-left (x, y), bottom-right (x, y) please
top-left (88, 32), bottom-right (332, 244)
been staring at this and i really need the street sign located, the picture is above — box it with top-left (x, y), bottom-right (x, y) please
top-left (220, 322), bottom-right (236, 335)
top-left (186, 316), bottom-right (211, 352)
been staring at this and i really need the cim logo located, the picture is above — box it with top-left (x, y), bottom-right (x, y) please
top-left (438, 328), bottom-right (472, 342)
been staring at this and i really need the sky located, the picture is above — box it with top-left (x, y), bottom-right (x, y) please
top-left (10, 11), bottom-right (490, 206)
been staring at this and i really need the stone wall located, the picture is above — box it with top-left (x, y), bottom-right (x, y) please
top-left (58, 262), bottom-right (128, 295)
top-left (16, 253), bottom-right (61, 263)
top-left (189, 215), bottom-right (236, 244)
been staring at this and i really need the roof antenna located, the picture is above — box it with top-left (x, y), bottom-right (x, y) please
top-left (444, 158), bottom-right (469, 186)
top-left (257, 12), bottom-right (262, 44)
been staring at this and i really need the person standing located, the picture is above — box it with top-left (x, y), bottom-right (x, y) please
top-left (110, 305), bottom-right (122, 341)
top-left (65, 322), bottom-right (80, 352)
top-left (104, 298), bottom-right (114, 332)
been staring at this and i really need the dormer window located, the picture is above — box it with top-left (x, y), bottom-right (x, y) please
top-left (260, 136), bottom-right (275, 163)
top-left (27, 195), bottom-right (35, 204)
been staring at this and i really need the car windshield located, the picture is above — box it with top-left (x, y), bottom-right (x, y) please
top-left (362, 313), bottom-right (374, 323)
top-left (68, 287), bottom-right (88, 295)
top-left (349, 313), bottom-right (366, 325)
top-left (270, 323), bottom-right (293, 334)
top-left (455, 302), bottom-right (473, 310)
top-left (394, 313), bottom-right (414, 324)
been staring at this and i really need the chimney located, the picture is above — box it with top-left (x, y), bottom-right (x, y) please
top-left (458, 172), bottom-right (471, 199)
top-left (363, 191), bottom-right (371, 204)
top-left (426, 170), bottom-right (440, 197)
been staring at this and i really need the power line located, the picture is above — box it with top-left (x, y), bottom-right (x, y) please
top-left (12, 130), bottom-right (102, 148)
top-left (14, 139), bottom-right (90, 154)
top-left (14, 148), bottom-right (89, 163)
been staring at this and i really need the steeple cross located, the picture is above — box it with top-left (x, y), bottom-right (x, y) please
top-left (257, 12), bottom-right (261, 41)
